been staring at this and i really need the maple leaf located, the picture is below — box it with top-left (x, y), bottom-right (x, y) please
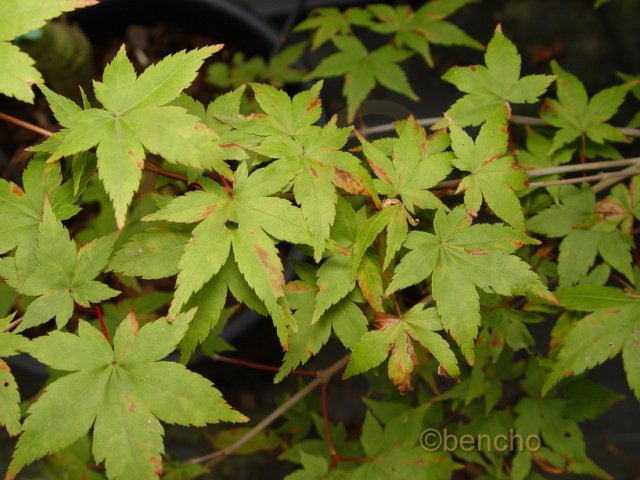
top-left (349, 407), bottom-right (458, 480)
top-left (541, 61), bottom-right (631, 154)
top-left (440, 25), bottom-right (555, 127)
top-left (294, 7), bottom-right (373, 50)
top-left (344, 304), bottom-right (459, 392)
top-left (526, 184), bottom-right (634, 286)
top-left (307, 36), bottom-right (418, 122)
top-left (352, 118), bottom-right (454, 272)
top-left (7, 311), bottom-right (246, 480)
top-left (0, 0), bottom-right (96, 102)
top-left (543, 285), bottom-right (640, 399)
top-left (276, 273), bottom-right (367, 382)
top-left (0, 157), bottom-right (79, 255)
top-left (449, 107), bottom-right (527, 228)
top-left (254, 120), bottom-right (375, 261)
top-left (387, 207), bottom-right (552, 363)
top-left (35, 45), bottom-right (227, 228)
top-left (368, 0), bottom-right (482, 67)
top-left (0, 314), bottom-right (27, 437)
top-left (143, 164), bottom-right (313, 349)
top-left (0, 200), bottom-right (119, 332)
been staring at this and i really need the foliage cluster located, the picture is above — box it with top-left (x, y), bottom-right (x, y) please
top-left (0, 0), bottom-right (639, 479)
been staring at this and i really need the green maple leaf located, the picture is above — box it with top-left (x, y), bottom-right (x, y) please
top-left (526, 184), bottom-right (634, 286)
top-left (543, 285), bottom-right (640, 399)
top-left (143, 164), bottom-right (313, 349)
top-left (276, 273), bottom-right (367, 382)
top-left (344, 304), bottom-right (459, 391)
top-left (294, 7), bottom-right (373, 50)
top-left (368, 0), bottom-right (482, 67)
top-left (359, 117), bottom-right (453, 214)
top-left (541, 61), bottom-right (631, 154)
top-left (0, 315), bottom-right (27, 437)
top-left (35, 45), bottom-right (227, 228)
top-left (222, 82), bottom-right (324, 141)
top-left (352, 118), bottom-right (453, 273)
top-left (387, 207), bottom-right (552, 362)
top-left (449, 107), bottom-right (527, 228)
top-left (441, 25), bottom-right (555, 127)
top-left (7, 311), bottom-right (246, 480)
top-left (0, 157), bottom-right (79, 255)
top-left (0, 201), bottom-right (119, 332)
top-left (0, 0), bottom-right (95, 102)
top-left (349, 407), bottom-right (458, 480)
top-left (307, 36), bottom-right (418, 122)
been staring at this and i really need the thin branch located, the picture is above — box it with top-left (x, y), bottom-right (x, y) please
top-left (357, 114), bottom-right (640, 138)
top-left (210, 353), bottom-right (317, 378)
top-left (527, 168), bottom-right (640, 189)
top-left (593, 164), bottom-right (640, 193)
top-left (189, 355), bottom-right (350, 466)
top-left (526, 157), bottom-right (640, 177)
top-left (2, 317), bottom-right (23, 333)
top-left (95, 305), bottom-right (110, 343)
top-left (321, 382), bottom-right (339, 469)
top-left (0, 112), bottom-right (53, 137)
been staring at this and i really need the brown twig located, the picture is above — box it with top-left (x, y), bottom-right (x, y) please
top-left (189, 355), bottom-right (350, 467)
top-left (210, 353), bottom-right (317, 378)
top-left (0, 112), bottom-right (53, 137)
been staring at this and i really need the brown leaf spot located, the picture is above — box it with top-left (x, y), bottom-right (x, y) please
top-left (333, 168), bottom-right (370, 196)
top-left (607, 309), bottom-right (621, 315)
top-left (563, 369), bottom-right (573, 378)
top-left (374, 312), bottom-right (400, 329)
top-left (0, 359), bottom-right (10, 372)
top-left (9, 183), bottom-right (25, 197)
top-left (149, 455), bottom-right (163, 476)
top-left (193, 204), bottom-right (218, 222)
top-left (469, 65), bottom-right (477, 72)
top-left (255, 245), bottom-right (284, 294)
top-left (128, 150), bottom-right (144, 169)
top-left (596, 198), bottom-right (626, 222)
top-left (437, 365), bottom-right (451, 379)
top-left (125, 397), bottom-right (137, 413)
top-left (306, 96), bottom-right (321, 111)
top-left (510, 240), bottom-right (524, 249)
top-left (465, 248), bottom-right (487, 255)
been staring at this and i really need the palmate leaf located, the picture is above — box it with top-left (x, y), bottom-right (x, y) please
top-left (368, 0), bottom-right (482, 67)
top-left (526, 184), bottom-right (634, 286)
top-left (143, 165), bottom-right (313, 349)
top-left (7, 312), bottom-right (246, 480)
top-left (352, 118), bottom-right (454, 272)
top-left (294, 7), bottom-right (373, 50)
top-left (276, 275), bottom-right (367, 382)
top-left (541, 61), bottom-right (631, 154)
top-left (349, 407), bottom-right (458, 480)
top-left (544, 285), bottom-right (640, 399)
top-left (0, 157), bottom-right (79, 255)
top-left (229, 83), bottom-right (376, 261)
top-left (0, 201), bottom-right (119, 332)
top-left (449, 107), bottom-right (526, 228)
top-left (35, 45), bottom-right (227, 228)
top-left (388, 207), bottom-right (552, 363)
top-left (344, 304), bottom-right (459, 392)
top-left (307, 36), bottom-right (418, 122)
top-left (0, 0), bottom-right (96, 102)
top-left (440, 25), bottom-right (555, 127)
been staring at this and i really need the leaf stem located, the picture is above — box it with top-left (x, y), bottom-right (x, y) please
top-left (0, 112), bottom-right (53, 137)
top-left (95, 305), bottom-right (110, 343)
top-left (321, 382), bottom-right (339, 469)
top-left (2, 317), bottom-right (23, 333)
top-left (210, 353), bottom-right (317, 377)
top-left (188, 355), bottom-right (350, 466)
